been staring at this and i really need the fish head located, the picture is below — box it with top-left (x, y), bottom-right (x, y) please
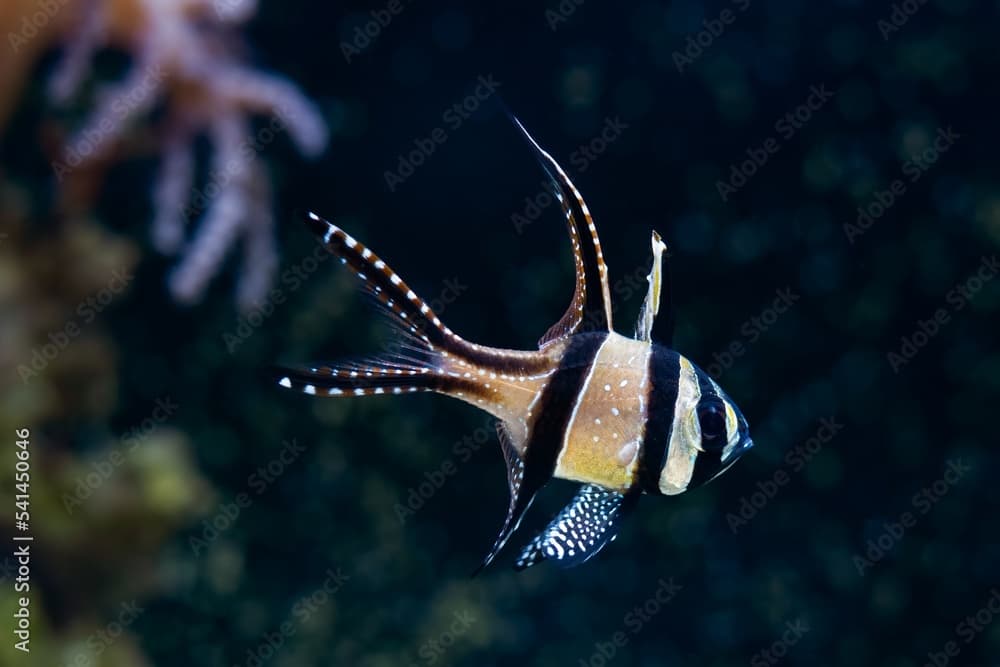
top-left (655, 353), bottom-right (753, 495)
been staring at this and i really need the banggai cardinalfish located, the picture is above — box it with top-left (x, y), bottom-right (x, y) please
top-left (274, 116), bottom-right (754, 572)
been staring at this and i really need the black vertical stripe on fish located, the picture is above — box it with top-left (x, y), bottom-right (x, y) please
top-left (687, 369), bottom-right (724, 488)
top-left (637, 345), bottom-right (681, 495)
top-left (525, 332), bottom-right (609, 482)
top-left (693, 368), bottom-right (718, 403)
top-left (476, 331), bottom-right (608, 571)
top-left (508, 116), bottom-right (613, 342)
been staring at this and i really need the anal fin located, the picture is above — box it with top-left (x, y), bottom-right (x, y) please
top-left (473, 421), bottom-right (544, 575)
top-left (514, 484), bottom-right (640, 571)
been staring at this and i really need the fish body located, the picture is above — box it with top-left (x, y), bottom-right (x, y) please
top-left (276, 117), bottom-right (753, 571)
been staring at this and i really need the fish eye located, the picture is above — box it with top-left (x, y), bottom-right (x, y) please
top-left (697, 400), bottom-right (728, 451)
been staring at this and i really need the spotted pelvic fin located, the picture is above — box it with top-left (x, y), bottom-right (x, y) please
top-left (507, 115), bottom-right (614, 346)
top-left (514, 484), bottom-right (640, 571)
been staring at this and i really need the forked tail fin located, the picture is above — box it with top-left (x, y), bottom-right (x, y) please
top-left (272, 212), bottom-right (466, 397)
top-left (273, 212), bottom-right (547, 402)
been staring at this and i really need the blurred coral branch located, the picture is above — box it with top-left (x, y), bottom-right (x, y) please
top-left (2, 0), bottom-right (328, 309)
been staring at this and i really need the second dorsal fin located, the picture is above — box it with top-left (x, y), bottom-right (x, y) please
top-left (508, 115), bottom-right (614, 347)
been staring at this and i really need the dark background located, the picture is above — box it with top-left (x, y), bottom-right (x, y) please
top-left (1, 0), bottom-right (999, 665)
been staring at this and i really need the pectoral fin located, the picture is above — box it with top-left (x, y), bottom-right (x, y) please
top-left (514, 484), bottom-right (640, 571)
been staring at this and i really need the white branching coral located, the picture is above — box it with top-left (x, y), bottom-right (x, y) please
top-left (49, 0), bottom-right (328, 309)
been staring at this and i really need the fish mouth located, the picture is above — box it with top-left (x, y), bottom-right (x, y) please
top-left (721, 436), bottom-right (754, 466)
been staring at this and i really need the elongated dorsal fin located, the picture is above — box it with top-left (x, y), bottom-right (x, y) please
top-left (635, 230), bottom-right (670, 343)
top-left (508, 115), bottom-right (614, 347)
top-left (514, 484), bottom-right (640, 571)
